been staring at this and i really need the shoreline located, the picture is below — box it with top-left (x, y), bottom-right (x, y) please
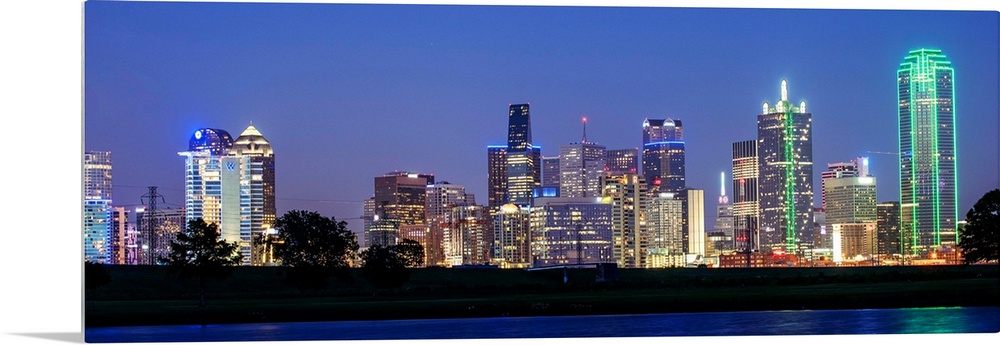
top-left (85, 266), bottom-right (1000, 327)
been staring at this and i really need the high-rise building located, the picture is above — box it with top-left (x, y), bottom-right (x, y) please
top-left (602, 173), bottom-right (648, 268)
top-left (487, 146), bottom-right (508, 211)
top-left (541, 155), bottom-right (560, 190)
top-left (84, 199), bottom-right (112, 264)
top-left (109, 207), bottom-right (132, 265)
top-left (824, 168), bottom-right (877, 263)
top-left (757, 80), bottom-right (814, 254)
top-left (529, 197), bottom-right (614, 267)
top-left (84, 151), bottom-right (113, 264)
top-left (681, 188), bottom-right (706, 260)
top-left (492, 204), bottom-right (531, 268)
top-left (821, 157), bottom-right (869, 209)
top-left (370, 171), bottom-right (433, 247)
top-left (898, 48), bottom-right (958, 256)
top-left (231, 123), bottom-right (275, 265)
top-left (362, 197), bottom-right (375, 247)
top-left (712, 172), bottom-right (735, 254)
top-left (642, 118), bottom-right (685, 192)
top-left (180, 126), bottom-right (274, 265)
top-left (425, 182), bottom-right (473, 266)
top-left (606, 148), bottom-right (639, 176)
top-left (647, 192), bottom-right (685, 267)
top-left (813, 208), bottom-right (831, 249)
top-left (450, 205), bottom-right (491, 266)
top-left (648, 189), bottom-right (706, 266)
top-left (179, 128), bottom-right (236, 246)
top-left (831, 223), bottom-right (876, 263)
top-left (824, 175), bottom-right (877, 225)
top-left (559, 141), bottom-right (606, 198)
top-left (506, 104), bottom-right (541, 207)
top-left (84, 151), bottom-right (113, 200)
top-left (876, 202), bottom-right (902, 260)
top-left (732, 140), bottom-right (760, 252)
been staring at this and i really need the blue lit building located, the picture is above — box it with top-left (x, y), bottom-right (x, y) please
top-left (642, 118), bottom-right (685, 192)
top-left (84, 151), bottom-right (113, 264)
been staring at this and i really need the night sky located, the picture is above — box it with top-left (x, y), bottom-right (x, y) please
top-left (83, 2), bottom-right (999, 240)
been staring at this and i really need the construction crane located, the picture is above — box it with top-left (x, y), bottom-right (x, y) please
top-left (866, 151), bottom-right (899, 155)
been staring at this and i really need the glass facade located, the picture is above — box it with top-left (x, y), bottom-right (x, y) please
top-left (898, 48), bottom-right (957, 256)
top-left (180, 124), bottom-right (273, 265)
top-left (559, 141), bottom-right (607, 198)
top-left (642, 118), bottom-right (685, 193)
top-left (757, 80), bottom-right (814, 253)
top-left (732, 140), bottom-right (759, 252)
top-left (83, 151), bottom-right (113, 264)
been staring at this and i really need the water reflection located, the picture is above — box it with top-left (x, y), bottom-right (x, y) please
top-left (85, 307), bottom-right (1000, 343)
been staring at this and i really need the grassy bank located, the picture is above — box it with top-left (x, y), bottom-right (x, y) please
top-left (85, 264), bottom-right (999, 327)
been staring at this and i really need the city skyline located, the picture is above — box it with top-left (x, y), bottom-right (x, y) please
top-left (84, 2), bottom-right (999, 238)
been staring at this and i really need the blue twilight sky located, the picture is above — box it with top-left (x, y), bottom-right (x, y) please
top-left (84, 1), bottom-right (999, 237)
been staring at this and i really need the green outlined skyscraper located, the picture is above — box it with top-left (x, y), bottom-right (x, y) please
top-left (897, 49), bottom-right (958, 257)
top-left (757, 80), bottom-right (814, 254)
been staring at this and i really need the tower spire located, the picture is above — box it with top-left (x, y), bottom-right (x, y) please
top-left (721, 171), bottom-right (726, 196)
top-left (582, 116), bottom-right (587, 143)
top-left (781, 79), bottom-right (788, 101)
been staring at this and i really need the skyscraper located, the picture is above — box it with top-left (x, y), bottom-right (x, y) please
top-left (109, 206), bottom-right (132, 265)
top-left (606, 148), bottom-right (639, 176)
top-left (712, 172), bottom-right (735, 254)
top-left (821, 157), bottom-right (869, 209)
top-left (487, 146), bottom-right (508, 210)
top-left (732, 140), bottom-right (760, 252)
top-left (559, 141), bottom-right (606, 198)
top-left (824, 174), bottom-right (877, 225)
top-left (84, 151), bottom-right (113, 264)
top-left (682, 188), bottom-right (706, 261)
top-left (180, 126), bottom-right (274, 265)
top-left (757, 80), bottom-right (814, 253)
top-left (824, 161), bottom-right (877, 263)
top-left (602, 173), bottom-right (648, 268)
top-left (876, 201), bottom-right (902, 261)
top-left (898, 48), bottom-right (958, 256)
top-left (506, 104), bottom-right (541, 207)
top-left (370, 171), bottom-right (432, 248)
top-left (492, 203), bottom-right (531, 268)
top-left (231, 123), bottom-right (275, 265)
top-left (451, 205), bottom-right (491, 265)
top-left (642, 118), bottom-right (685, 192)
top-left (541, 155), bottom-right (560, 191)
top-left (425, 182), bottom-right (473, 266)
top-left (647, 192), bottom-right (685, 267)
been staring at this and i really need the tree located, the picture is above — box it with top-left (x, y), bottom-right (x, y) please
top-left (959, 189), bottom-right (1000, 264)
top-left (395, 238), bottom-right (425, 268)
top-left (160, 218), bottom-right (241, 307)
top-left (359, 244), bottom-right (411, 290)
top-left (84, 261), bottom-right (111, 290)
top-left (268, 210), bottom-right (359, 288)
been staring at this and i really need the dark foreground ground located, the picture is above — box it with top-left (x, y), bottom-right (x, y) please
top-left (85, 264), bottom-right (999, 327)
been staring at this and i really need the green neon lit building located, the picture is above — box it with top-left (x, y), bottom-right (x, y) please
top-left (757, 80), bottom-right (814, 254)
top-left (897, 48), bottom-right (958, 257)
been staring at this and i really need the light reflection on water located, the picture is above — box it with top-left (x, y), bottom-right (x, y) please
top-left (85, 307), bottom-right (1000, 343)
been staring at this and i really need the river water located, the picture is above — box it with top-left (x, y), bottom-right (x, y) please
top-left (85, 306), bottom-right (999, 343)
